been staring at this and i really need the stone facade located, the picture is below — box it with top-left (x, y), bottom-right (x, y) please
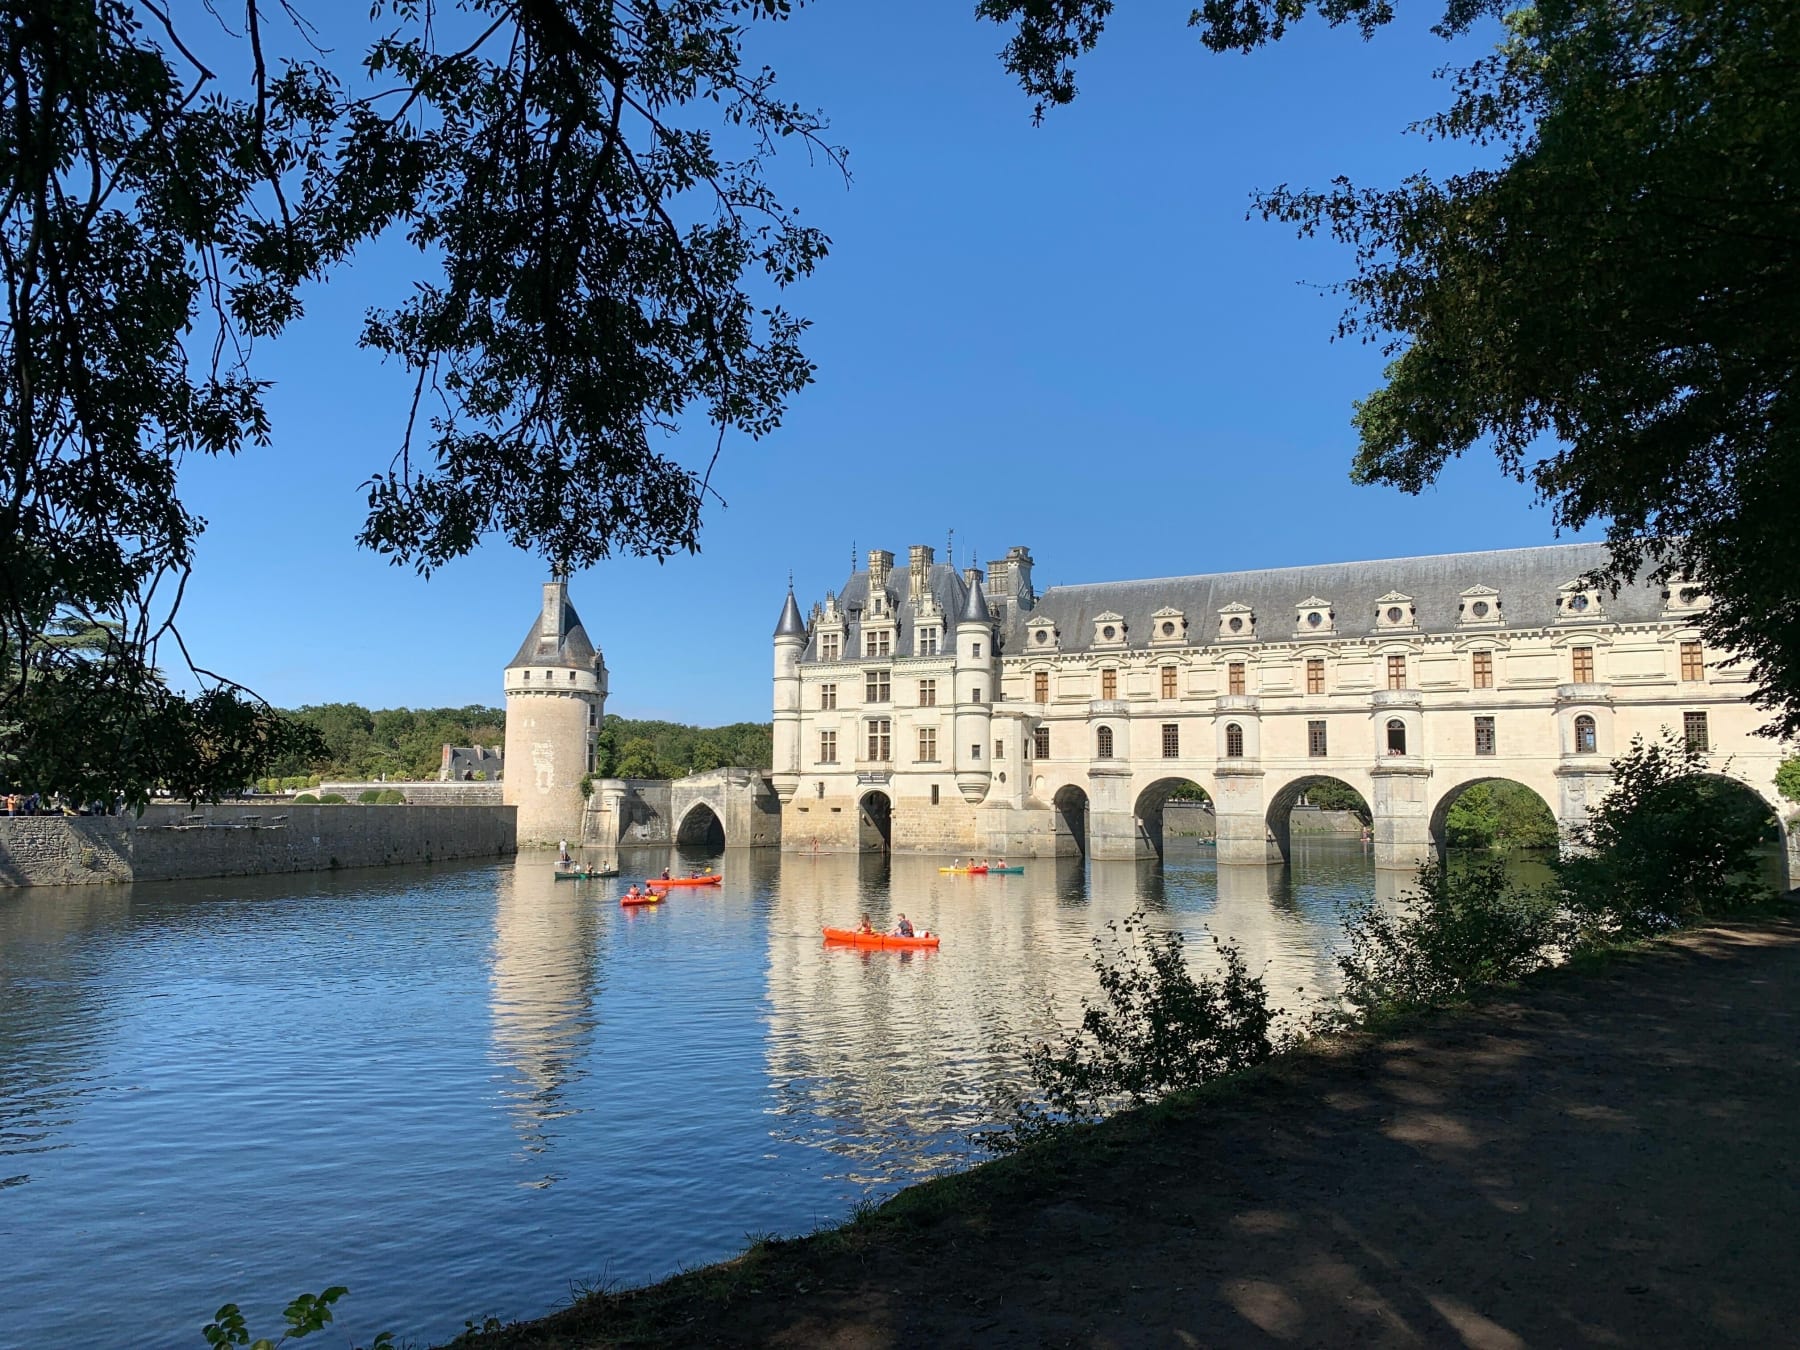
top-left (503, 580), bottom-right (607, 846)
top-left (582, 767), bottom-right (783, 849)
top-left (774, 542), bottom-right (1795, 878)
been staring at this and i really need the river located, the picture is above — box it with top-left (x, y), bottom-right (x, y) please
top-left (4, 840), bottom-right (1420, 1347)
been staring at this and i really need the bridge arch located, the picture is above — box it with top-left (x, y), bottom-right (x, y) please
top-left (1428, 777), bottom-right (1559, 858)
top-left (1265, 773), bottom-right (1373, 864)
top-left (858, 789), bottom-right (892, 852)
top-left (1133, 776), bottom-right (1215, 858)
top-left (1053, 784), bottom-right (1089, 857)
top-left (675, 800), bottom-right (726, 849)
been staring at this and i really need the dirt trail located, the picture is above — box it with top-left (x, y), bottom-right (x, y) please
top-left (477, 919), bottom-right (1800, 1349)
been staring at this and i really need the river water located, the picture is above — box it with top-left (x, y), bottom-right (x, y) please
top-left (4, 840), bottom-right (1407, 1347)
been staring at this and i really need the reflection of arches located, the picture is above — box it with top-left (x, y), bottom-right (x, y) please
top-left (1133, 777), bottom-right (1214, 859)
top-left (1053, 784), bottom-right (1089, 857)
top-left (1428, 778), bottom-right (1558, 857)
top-left (858, 790), bottom-right (892, 852)
top-left (675, 802), bottom-right (726, 849)
top-left (1265, 774), bottom-right (1372, 864)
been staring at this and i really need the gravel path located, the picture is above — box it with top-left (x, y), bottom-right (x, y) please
top-left (478, 918), bottom-right (1800, 1349)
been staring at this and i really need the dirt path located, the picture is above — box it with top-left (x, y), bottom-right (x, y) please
top-left (472, 919), bottom-right (1800, 1349)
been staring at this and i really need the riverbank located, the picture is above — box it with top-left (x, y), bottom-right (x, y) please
top-left (456, 911), bottom-right (1800, 1348)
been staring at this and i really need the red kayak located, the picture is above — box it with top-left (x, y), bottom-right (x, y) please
top-left (822, 927), bottom-right (940, 950)
top-left (620, 892), bottom-right (664, 907)
top-left (644, 874), bottom-right (722, 888)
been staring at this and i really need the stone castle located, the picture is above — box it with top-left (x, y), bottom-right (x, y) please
top-left (770, 542), bottom-right (1792, 872)
top-left (502, 579), bottom-right (607, 845)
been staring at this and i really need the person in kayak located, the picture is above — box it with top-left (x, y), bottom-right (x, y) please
top-left (892, 914), bottom-right (915, 938)
top-left (624, 884), bottom-right (641, 900)
top-left (660, 867), bottom-right (671, 880)
top-left (558, 840), bottom-right (573, 866)
top-left (857, 913), bottom-right (875, 934)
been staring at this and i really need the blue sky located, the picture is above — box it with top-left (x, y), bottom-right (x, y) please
top-left (172, 5), bottom-right (1577, 724)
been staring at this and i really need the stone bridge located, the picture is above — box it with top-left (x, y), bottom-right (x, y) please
top-left (584, 767), bottom-right (782, 849)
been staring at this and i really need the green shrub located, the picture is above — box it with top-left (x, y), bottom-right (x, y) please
top-left (1559, 731), bottom-right (1776, 943)
top-left (202, 1284), bottom-right (392, 1349)
top-left (375, 789), bottom-right (405, 805)
top-left (1336, 859), bottom-right (1561, 1020)
top-left (316, 793), bottom-right (348, 805)
top-left (357, 789), bottom-right (383, 804)
top-left (984, 911), bottom-right (1280, 1152)
top-left (293, 794), bottom-right (319, 804)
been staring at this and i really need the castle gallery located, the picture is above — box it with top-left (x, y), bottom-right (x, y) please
top-left (768, 542), bottom-right (1788, 867)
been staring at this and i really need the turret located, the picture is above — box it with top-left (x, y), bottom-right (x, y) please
top-left (954, 568), bottom-right (996, 804)
top-left (503, 578), bottom-right (607, 845)
top-left (771, 586), bottom-right (807, 803)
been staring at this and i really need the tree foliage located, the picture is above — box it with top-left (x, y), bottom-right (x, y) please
top-left (1, 0), bottom-right (834, 805)
top-left (1302, 778), bottom-right (1371, 823)
top-left (1776, 755), bottom-right (1800, 810)
top-left (983, 0), bottom-right (1800, 737)
top-left (592, 714), bottom-right (771, 779)
top-left (1442, 781), bottom-right (1559, 850)
top-left (1560, 731), bottom-right (1777, 940)
top-left (272, 703), bottom-right (503, 781)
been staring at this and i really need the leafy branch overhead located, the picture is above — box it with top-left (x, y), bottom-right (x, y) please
top-left (0, 0), bottom-right (837, 805)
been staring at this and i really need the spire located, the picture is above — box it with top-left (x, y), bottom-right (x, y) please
top-left (774, 587), bottom-right (807, 638)
top-left (959, 568), bottom-right (991, 624)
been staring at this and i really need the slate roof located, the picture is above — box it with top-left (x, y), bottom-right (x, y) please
top-left (798, 542), bottom-right (1659, 662)
top-left (774, 589), bottom-right (807, 638)
top-left (1010, 542), bottom-right (1656, 653)
top-left (506, 595), bottom-right (602, 670)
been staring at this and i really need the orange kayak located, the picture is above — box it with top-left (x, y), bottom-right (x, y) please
top-left (822, 927), bottom-right (940, 950)
top-left (620, 892), bottom-right (664, 907)
top-left (644, 875), bottom-right (722, 888)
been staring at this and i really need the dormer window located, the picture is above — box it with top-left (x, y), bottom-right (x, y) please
top-left (1557, 581), bottom-right (1605, 622)
top-left (1662, 579), bottom-right (1709, 617)
top-left (1217, 603), bottom-right (1255, 642)
top-left (1458, 585), bottom-right (1502, 628)
top-left (1026, 616), bottom-right (1059, 652)
top-left (1374, 592), bottom-right (1417, 632)
top-left (1091, 611), bottom-right (1128, 650)
top-left (1149, 606), bottom-right (1188, 647)
top-left (1294, 597), bottom-right (1334, 637)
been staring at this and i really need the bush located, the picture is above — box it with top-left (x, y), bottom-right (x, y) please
top-left (985, 911), bottom-right (1280, 1151)
top-left (316, 793), bottom-right (348, 805)
top-left (357, 789), bottom-right (383, 804)
top-left (202, 1284), bottom-right (392, 1349)
top-left (375, 789), bottom-right (405, 805)
top-left (1336, 859), bottom-right (1561, 1019)
top-left (293, 794), bottom-right (319, 804)
top-left (1559, 731), bottom-right (1776, 942)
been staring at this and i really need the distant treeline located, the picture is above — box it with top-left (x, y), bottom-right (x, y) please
top-left (267, 704), bottom-right (771, 783)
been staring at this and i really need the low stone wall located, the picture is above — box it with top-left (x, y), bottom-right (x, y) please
top-left (0, 803), bottom-right (515, 887)
top-left (1163, 802), bottom-right (1218, 839)
top-left (1289, 807), bottom-right (1366, 838)
top-left (314, 780), bottom-right (504, 806)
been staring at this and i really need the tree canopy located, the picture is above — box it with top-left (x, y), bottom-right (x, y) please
top-left (1, 0), bottom-right (834, 805)
top-left (981, 0), bottom-right (1800, 737)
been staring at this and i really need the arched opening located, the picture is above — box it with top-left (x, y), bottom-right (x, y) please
top-left (1134, 777), bottom-right (1215, 858)
top-left (1574, 714), bottom-right (1598, 754)
top-left (1053, 784), bottom-right (1089, 857)
top-left (1265, 775), bottom-right (1372, 864)
top-left (1224, 723), bottom-right (1244, 758)
top-left (1385, 718), bottom-right (1407, 756)
top-left (1689, 774), bottom-right (1786, 887)
top-left (1095, 726), bottom-right (1114, 759)
top-left (1430, 778), bottom-right (1559, 858)
top-left (858, 790), bottom-right (892, 852)
top-left (675, 802), bottom-right (726, 850)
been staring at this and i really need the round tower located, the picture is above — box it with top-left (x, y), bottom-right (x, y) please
top-left (954, 568), bottom-right (996, 804)
top-left (771, 587), bottom-right (807, 803)
top-left (503, 578), bottom-right (607, 846)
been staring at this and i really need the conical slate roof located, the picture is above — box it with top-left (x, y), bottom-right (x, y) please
top-left (774, 589), bottom-right (807, 638)
top-left (959, 571), bottom-right (992, 624)
top-left (507, 589), bottom-right (602, 670)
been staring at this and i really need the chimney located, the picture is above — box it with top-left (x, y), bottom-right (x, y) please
top-left (866, 549), bottom-right (894, 598)
top-left (540, 579), bottom-right (568, 641)
top-left (908, 544), bottom-right (934, 602)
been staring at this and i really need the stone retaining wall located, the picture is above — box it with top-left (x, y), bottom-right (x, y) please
top-left (313, 781), bottom-right (504, 806)
top-left (0, 804), bottom-right (515, 887)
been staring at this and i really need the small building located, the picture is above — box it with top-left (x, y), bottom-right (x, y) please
top-left (440, 743), bottom-right (504, 782)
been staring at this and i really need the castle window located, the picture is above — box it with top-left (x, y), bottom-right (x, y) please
top-left (995, 740), bottom-right (1004, 760)
top-left (931, 784), bottom-right (940, 805)
top-left (917, 727), bottom-right (937, 762)
top-left (1161, 665), bottom-right (1178, 699)
top-left (866, 719), bottom-right (891, 761)
top-left (1475, 716), bottom-right (1496, 757)
top-left (918, 627), bottom-right (939, 656)
top-left (523, 670), bottom-right (530, 681)
top-left (1101, 668), bottom-right (1117, 700)
top-left (1034, 726), bottom-right (1051, 759)
top-left (1387, 656), bottom-right (1407, 690)
top-left (1308, 720), bottom-right (1327, 757)
top-left (1680, 641), bottom-right (1704, 681)
top-left (820, 633), bottom-right (840, 661)
top-left (1683, 711), bottom-right (1708, 752)
top-left (1228, 662), bottom-right (1245, 696)
top-left (918, 678), bottom-right (937, 707)
top-left (865, 669), bottom-right (890, 703)
top-left (819, 683), bottom-right (836, 710)
top-left (1162, 723), bottom-right (1179, 758)
top-left (973, 642), bottom-right (982, 659)
top-left (1472, 651), bottom-right (1493, 689)
top-left (1096, 726), bottom-right (1114, 759)
top-left (865, 629), bottom-right (891, 658)
top-left (1034, 671), bottom-right (1049, 702)
top-left (1386, 719), bottom-right (1407, 756)
top-left (569, 670), bottom-right (576, 682)
top-left (1224, 723), bottom-right (1244, 759)
top-left (971, 742), bottom-right (982, 760)
top-left (1572, 646), bottom-right (1595, 683)
top-left (819, 730), bottom-right (837, 764)
top-left (1306, 658), bottom-right (1324, 695)
top-left (973, 685), bottom-right (984, 704)
top-left (1574, 714), bottom-right (1597, 754)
